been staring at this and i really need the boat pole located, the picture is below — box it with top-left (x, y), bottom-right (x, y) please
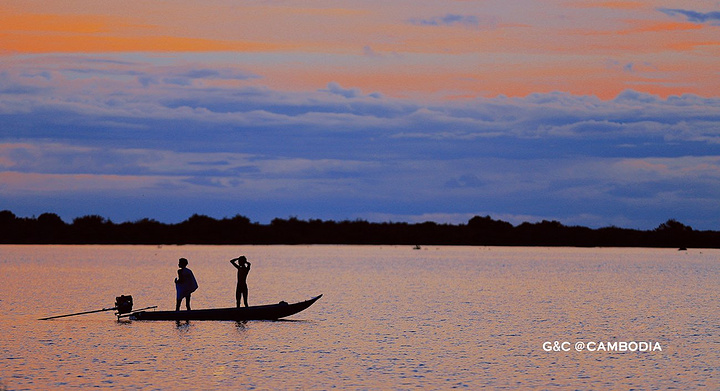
top-left (39, 307), bottom-right (117, 320)
top-left (115, 306), bottom-right (158, 319)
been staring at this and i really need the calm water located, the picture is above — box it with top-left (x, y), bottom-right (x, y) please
top-left (1, 245), bottom-right (719, 389)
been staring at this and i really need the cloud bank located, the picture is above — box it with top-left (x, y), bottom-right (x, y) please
top-left (1, 56), bottom-right (720, 229)
top-left (408, 14), bottom-right (495, 29)
top-left (660, 8), bottom-right (720, 24)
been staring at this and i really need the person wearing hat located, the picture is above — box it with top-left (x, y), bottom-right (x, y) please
top-left (175, 257), bottom-right (198, 311)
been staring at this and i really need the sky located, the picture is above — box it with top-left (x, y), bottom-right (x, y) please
top-left (1, 0), bottom-right (720, 230)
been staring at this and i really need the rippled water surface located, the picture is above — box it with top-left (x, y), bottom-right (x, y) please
top-left (1, 245), bottom-right (719, 389)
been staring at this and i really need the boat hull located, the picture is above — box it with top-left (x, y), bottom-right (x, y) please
top-left (129, 295), bottom-right (322, 321)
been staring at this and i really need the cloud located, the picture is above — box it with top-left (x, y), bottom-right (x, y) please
top-left (659, 8), bottom-right (720, 24)
top-left (321, 82), bottom-right (362, 98)
top-left (144, 67), bottom-right (259, 87)
top-left (177, 68), bottom-right (256, 80)
top-left (3, 58), bottom-right (720, 228)
top-left (444, 174), bottom-right (485, 189)
top-left (3, 59), bottom-right (720, 152)
top-left (363, 45), bottom-right (381, 58)
top-left (3, 59), bottom-right (720, 148)
top-left (408, 14), bottom-right (495, 29)
top-left (319, 82), bottom-right (382, 100)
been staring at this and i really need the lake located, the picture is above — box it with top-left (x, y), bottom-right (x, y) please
top-left (1, 245), bottom-right (719, 389)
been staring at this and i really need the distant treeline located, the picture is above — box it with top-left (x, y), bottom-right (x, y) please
top-left (1, 210), bottom-right (719, 248)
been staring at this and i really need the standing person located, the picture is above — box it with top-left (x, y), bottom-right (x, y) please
top-left (175, 258), bottom-right (198, 311)
top-left (230, 256), bottom-right (251, 308)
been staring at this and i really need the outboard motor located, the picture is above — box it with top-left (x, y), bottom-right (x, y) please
top-left (115, 295), bottom-right (134, 315)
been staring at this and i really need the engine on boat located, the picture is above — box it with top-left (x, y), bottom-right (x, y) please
top-left (115, 295), bottom-right (133, 315)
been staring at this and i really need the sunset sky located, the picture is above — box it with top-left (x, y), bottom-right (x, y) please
top-left (2, 0), bottom-right (720, 229)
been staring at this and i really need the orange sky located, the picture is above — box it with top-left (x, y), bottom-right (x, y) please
top-left (1, 0), bottom-right (719, 99)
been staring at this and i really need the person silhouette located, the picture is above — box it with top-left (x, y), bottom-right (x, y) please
top-left (230, 256), bottom-right (251, 308)
top-left (175, 258), bottom-right (198, 311)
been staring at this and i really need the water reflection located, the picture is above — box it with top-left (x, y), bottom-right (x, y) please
top-left (2, 245), bottom-right (720, 389)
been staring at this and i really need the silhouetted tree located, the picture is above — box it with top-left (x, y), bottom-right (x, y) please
top-left (36, 213), bottom-right (68, 243)
top-left (177, 214), bottom-right (219, 243)
top-left (117, 218), bottom-right (168, 244)
top-left (468, 215), bottom-right (514, 245)
top-left (654, 219), bottom-right (694, 248)
top-left (655, 219), bottom-right (692, 233)
top-left (72, 215), bottom-right (114, 243)
top-left (0, 210), bottom-right (23, 243)
top-left (0, 210), bottom-right (16, 224)
top-left (1, 209), bottom-right (719, 247)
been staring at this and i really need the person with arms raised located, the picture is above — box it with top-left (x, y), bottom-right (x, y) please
top-left (230, 256), bottom-right (251, 307)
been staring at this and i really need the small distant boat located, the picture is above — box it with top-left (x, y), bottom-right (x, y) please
top-left (413, 245), bottom-right (421, 250)
top-left (129, 295), bottom-right (323, 321)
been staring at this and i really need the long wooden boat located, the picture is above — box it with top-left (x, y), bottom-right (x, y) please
top-left (129, 295), bottom-right (322, 321)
